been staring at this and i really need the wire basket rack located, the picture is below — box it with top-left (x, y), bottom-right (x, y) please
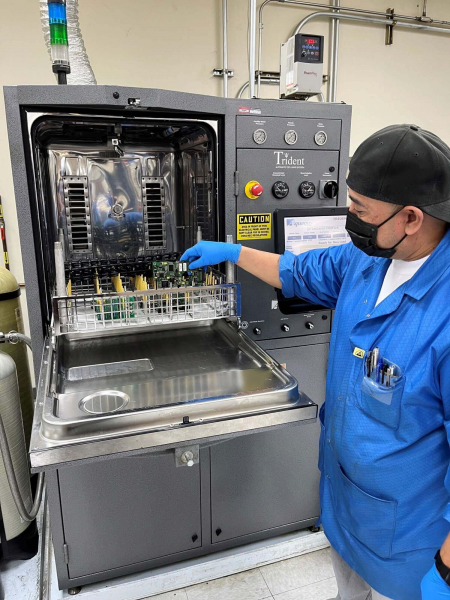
top-left (53, 283), bottom-right (241, 336)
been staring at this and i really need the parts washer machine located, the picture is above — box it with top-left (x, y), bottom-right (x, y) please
top-left (4, 86), bottom-right (351, 591)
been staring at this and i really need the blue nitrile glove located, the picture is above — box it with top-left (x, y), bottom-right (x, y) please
top-left (180, 241), bottom-right (242, 269)
top-left (421, 564), bottom-right (450, 598)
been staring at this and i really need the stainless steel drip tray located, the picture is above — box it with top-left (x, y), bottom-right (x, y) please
top-left (41, 320), bottom-right (307, 444)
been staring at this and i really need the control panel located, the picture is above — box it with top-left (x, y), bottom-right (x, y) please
top-left (280, 33), bottom-right (324, 99)
top-left (237, 149), bottom-right (339, 206)
top-left (295, 35), bottom-right (324, 64)
top-left (236, 114), bottom-right (347, 343)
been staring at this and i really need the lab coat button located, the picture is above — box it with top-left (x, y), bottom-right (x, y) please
top-left (366, 314), bottom-right (371, 317)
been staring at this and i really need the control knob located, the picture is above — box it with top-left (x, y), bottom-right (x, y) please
top-left (272, 181), bottom-right (289, 199)
top-left (323, 181), bottom-right (339, 199)
top-left (305, 322), bottom-right (315, 330)
top-left (253, 327), bottom-right (262, 335)
top-left (299, 181), bottom-right (315, 199)
top-left (281, 324), bottom-right (290, 332)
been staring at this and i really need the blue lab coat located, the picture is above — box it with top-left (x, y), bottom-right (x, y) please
top-left (279, 230), bottom-right (450, 600)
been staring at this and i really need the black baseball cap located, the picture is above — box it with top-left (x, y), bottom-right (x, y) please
top-left (346, 124), bottom-right (450, 223)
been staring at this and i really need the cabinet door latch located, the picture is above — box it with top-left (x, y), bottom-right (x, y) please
top-left (63, 543), bottom-right (69, 564)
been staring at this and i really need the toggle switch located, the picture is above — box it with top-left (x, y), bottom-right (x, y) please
top-left (305, 322), bottom-right (315, 330)
top-left (281, 324), bottom-right (290, 332)
top-left (245, 180), bottom-right (264, 199)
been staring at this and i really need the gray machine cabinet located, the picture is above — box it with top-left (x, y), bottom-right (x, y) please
top-left (211, 340), bottom-right (329, 544)
top-left (58, 452), bottom-right (202, 579)
top-left (210, 422), bottom-right (320, 543)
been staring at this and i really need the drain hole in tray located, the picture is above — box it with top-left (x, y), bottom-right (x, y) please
top-left (80, 391), bottom-right (130, 415)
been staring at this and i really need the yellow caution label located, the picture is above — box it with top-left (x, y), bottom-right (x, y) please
top-left (353, 347), bottom-right (366, 359)
top-left (237, 213), bottom-right (272, 241)
top-left (0, 206), bottom-right (3, 218)
top-left (3, 251), bottom-right (8, 265)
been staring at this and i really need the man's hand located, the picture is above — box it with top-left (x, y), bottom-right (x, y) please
top-left (421, 564), bottom-right (450, 598)
top-left (180, 241), bottom-right (242, 269)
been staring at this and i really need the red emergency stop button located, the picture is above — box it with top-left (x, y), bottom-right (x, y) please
top-left (245, 180), bottom-right (264, 199)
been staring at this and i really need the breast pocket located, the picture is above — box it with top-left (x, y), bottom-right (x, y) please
top-left (358, 375), bottom-right (406, 430)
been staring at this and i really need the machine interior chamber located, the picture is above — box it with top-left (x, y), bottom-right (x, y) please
top-left (30, 114), bottom-right (219, 302)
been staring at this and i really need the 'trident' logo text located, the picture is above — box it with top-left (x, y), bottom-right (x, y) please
top-left (274, 151), bottom-right (305, 167)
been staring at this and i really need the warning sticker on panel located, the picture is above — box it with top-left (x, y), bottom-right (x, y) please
top-left (237, 213), bottom-right (272, 240)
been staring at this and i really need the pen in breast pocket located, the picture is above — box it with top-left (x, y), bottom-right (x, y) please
top-left (371, 347), bottom-right (379, 374)
top-left (376, 357), bottom-right (384, 383)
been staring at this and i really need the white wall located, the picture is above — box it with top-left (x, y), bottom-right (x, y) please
top-left (1, 0), bottom-right (450, 303)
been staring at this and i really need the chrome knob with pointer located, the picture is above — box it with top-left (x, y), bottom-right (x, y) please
top-left (272, 181), bottom-right (290, 199)
top-left (299, 181), bottom-right (315, 199)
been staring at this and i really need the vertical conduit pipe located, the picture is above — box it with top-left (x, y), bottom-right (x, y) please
top-left (249, 0), bottom-right (258, 98)
top-left (328, 0), bottom-right (340, 102)
top-left (223, 0), bottom-right (229, 97)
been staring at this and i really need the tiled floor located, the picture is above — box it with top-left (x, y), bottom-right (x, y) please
top-left (142, 548), bottom-right (337, 600)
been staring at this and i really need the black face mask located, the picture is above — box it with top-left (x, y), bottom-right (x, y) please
top-left (345, 207), bottom-right (407, 258)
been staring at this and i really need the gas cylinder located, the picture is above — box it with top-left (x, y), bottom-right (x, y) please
top-left (0, 352), bottom-right (37, 559)
top-left (0, 268), bottom-right (33, 446)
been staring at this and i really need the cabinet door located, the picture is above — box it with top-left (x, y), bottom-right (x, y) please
top-left (58, 452), bottom-right (201, 579)
top-left (210, 343), bottom-right (328, 543)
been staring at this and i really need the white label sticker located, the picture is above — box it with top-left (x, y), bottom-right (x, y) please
top-left (271, 300), bottom-right (279, 310)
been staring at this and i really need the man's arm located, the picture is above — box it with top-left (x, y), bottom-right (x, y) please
top-left (236, 247), bottom-right (281, 288)
top-left (180, 240), bottom-right (354, 309)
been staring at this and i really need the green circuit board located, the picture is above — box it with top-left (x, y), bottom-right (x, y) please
top-left (152, 261), bottom-right (207, 289)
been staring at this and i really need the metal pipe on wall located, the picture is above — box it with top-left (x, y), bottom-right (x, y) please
top-left (274, 0), bottom-right (450, 27)
top-left (328, 0), bottom-right (340, 103)
top-left (249, 0), bottom-right (258, 98)
top-left (293, 11), bottom-right (450, 36)
top-left (223, 0), bottom-right (229, 98)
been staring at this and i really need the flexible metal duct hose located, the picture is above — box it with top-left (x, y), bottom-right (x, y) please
top-left (40, 0), bottom-right (97, 85)
top-left (0, 410), bottom-right (44, 523)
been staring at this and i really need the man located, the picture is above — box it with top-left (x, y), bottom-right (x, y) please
top-left (181, 125), bottom-right (450, 600)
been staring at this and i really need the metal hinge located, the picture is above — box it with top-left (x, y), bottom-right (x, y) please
top-left (234, 171), bottom-right (239, 196)
top-left (63, 543), bottom-right (69, 564)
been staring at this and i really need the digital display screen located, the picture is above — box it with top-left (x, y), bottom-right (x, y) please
top-left (284, 215), bottom-right (350, 255)
top-left (298, 35), bottom-right (322, 62)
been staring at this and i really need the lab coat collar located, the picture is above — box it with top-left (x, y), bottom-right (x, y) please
top-left (403, 227), bottom-right (450, 300)
top-left (359, 228), bottom-right (450, 302)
